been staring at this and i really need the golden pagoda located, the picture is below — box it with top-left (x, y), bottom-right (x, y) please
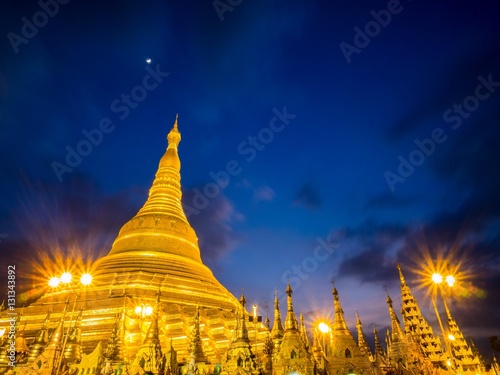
top-left (0, 117), bottom-right (495, 375)
top-left (0, 117), bottom-right (269, 374)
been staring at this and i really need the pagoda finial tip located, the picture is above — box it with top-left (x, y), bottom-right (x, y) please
top-left (167, 114), bottom-right (181, 147)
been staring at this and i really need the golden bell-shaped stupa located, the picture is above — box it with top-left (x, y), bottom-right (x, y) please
top-left (91, 116), bottom-right (239, 310)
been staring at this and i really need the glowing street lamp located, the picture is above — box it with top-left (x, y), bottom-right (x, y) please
top-left (48, 277), bottom-right (60, 288)
top-left (135, 303), bottom-right (153, 343)
top-left (49, 272), bottom-right (92, 375)
top-left (445, 275), bottom-right (455, 287)
top-left (317, 322), bottom-right (330, 334)
top-left (80, 273), bottom-right (92, 286)
top-left (432, 273), bottom-right (443, 284)
top-left (430, 272), bottom-right (457, 373)
top-left (60, 272), bottom-right (72, 284)
top-left (135, 304), bottom-right (153, 318)
top-left (316, 321), bottom-right (331, 357)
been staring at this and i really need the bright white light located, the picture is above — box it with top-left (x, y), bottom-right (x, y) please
top-left (318, 322), bottom-right (330, 333)
top-left (431, 273), bottom-right (443, 284)
top-left (446, 360), bottom-right (452, 367)
top-left (446, 275), bottom-right (455, 287)
top-left (0, 328), bottom-right (6, 337)
top-left (144, 305), bottom-right (153, 316)
top-left (135, 305), bottom-right (153, 317)
top-left (146, 58), bottom-right (152, 64)
top-left (60, 272), bottom-right (72, 284)
top-left (80, 273), bottom-right (92, 286)
top-left (48, 277), bottom-right (60, 288)
top-left (448, 334), bottom-right (455, 341)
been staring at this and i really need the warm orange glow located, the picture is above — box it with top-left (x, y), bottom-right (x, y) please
top-left (317, 322), bottom-right (330, 333)
top-left (60, 272), bottom-right (72, 284)
top-left (144, 305), bottom-right (153, 316)
top-left (446, 275), bottom-right (456, 287)
top-left (400, 232), bottom-right (484, 302)
top-left (135, 304), bottom-right (153, 317)
top-left (48, 277), bottom-right (60, 288)
top-left (432, 273), bottom-right (443, 284)
top-left (80, 273), bottom-right (92, 286)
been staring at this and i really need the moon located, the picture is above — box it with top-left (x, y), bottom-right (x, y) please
top-left (146, 58), bottom-right (152, 64)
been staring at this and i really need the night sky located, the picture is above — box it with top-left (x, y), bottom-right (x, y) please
top-left (1, 0), bottom-right (499, 358)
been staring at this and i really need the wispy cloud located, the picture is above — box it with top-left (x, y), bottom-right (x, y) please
top-left (253, 185), bottom-right (275, 203)
top-left (183, 188), bottom-right (243, 270)
top-left (293, 183), bottom-right (321, 210)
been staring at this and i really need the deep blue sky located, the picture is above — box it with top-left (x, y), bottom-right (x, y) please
top-left (1, 0), bottom-right (499, 357)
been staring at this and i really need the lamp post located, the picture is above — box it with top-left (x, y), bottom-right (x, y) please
top-left (317, 321), bottom-right (330, 357)
top-left (430, 272), bottom-right (456, 374)
top-left (49, 272), bottom-right (92, 375)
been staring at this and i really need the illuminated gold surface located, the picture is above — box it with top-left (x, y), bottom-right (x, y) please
top-left (273, 284), bottom-right (315, 375)
top-left (397, 264), bottom-right (443, 363)
top-left (0, 118), bottom-right (491, 375)
top-left (0, 118), bottom-right (266, 372)
top-left (325, 286), bottom-right (372, 374)
top-left (89, 117), bottom-right (240, 312)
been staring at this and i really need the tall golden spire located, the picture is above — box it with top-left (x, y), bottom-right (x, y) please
top-left (271, 290), bottom-right (284, 339)
top-left (356, 311), bottom-right (371, 357)
top-left (90, 117), bottom-right (240, 313)
top-left (189, 305), bottom-right (206, 363)
top-left (100, 116), bottom-right (201, 265)
top-left (386, 293), bottom-right (404, 342)
top-left (373, 328), bottom-right (387, 363)
top-left (443, 299), bottom-right (481, 371)
top-left (235, 292), bottom-right (249, 342)
top-left (300, 313), bottom-right (310, 348)
top-left (332, 284), bottom-right (348, 332)
top-left (397, 264), bottom-right (443, 361)
top-left (397, 263), bottom-right (406, 284)
top-left (284, 283), bottom-right (298, 331)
